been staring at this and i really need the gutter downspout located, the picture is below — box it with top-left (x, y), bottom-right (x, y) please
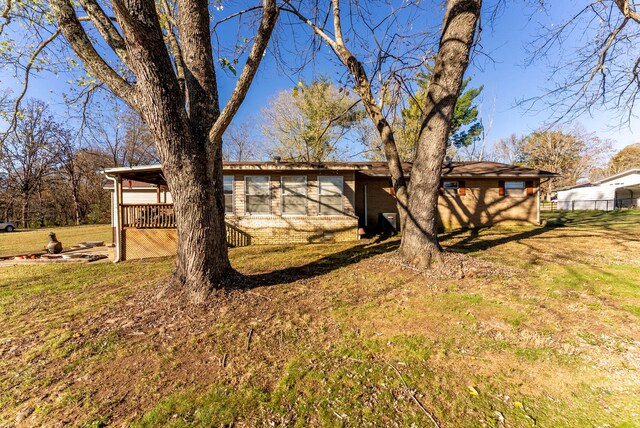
top-left (105, 173), bottom-right (122, 263)
top-left (364, 184), bottom-right (368, 227)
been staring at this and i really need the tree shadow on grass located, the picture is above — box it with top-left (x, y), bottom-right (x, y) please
top-left (244, 239), bottom-right (400, 288)
top-left (441, 210), bottom-right (639, 256)
top-left (440, 226), bottom-right (556, 254)
top-left (238, 210), bottom-right (638, 289)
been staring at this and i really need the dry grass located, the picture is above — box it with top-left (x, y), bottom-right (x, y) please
top-left (0, 224), bottom-right (112, 257)
top-left (1, 211), bottom-right (639, 427)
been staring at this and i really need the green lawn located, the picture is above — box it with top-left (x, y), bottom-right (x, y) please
top-left (1, 211), bottom-right (639, 427)
top-left (0, 224), bottom-right (111, 257)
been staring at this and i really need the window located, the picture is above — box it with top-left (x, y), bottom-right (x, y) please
top-left (245, 176), bottom-right (270, 214)
top-left (505, 181), bottom-right (525, 197)
top-left (223, 176), bottom-right (233, 214)
top-left (282, 176), bottom-right (307, 215)
top-left (318, 176), bottom-right (343, 215)
top-left (443, 181), bottom-right (459, 195)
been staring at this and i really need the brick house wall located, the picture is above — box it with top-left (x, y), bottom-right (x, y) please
top-left (437, 178), bottom-right (540, 229)
top-left (355, 174), bottom-right (540, 230)
top-left (224, 170), bottom-right (359, 244)
top-left (107, 162), bottom-right (549, 261)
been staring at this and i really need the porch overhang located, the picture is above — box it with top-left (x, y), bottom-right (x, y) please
top-left (104, 165), bottom-right (166, 186)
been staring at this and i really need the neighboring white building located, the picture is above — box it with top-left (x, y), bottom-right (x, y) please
top-left (556, 168), bottom-right (640, 211)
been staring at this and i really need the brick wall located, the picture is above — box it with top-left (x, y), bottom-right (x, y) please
top-left (356, 175), bottom-right (540, 230)
top-left (225, 215), bottom-right (358, 245)
top-left (225, 170), bottom-right (358, 244)
top-left (438, 178), bottom-right (539, 229)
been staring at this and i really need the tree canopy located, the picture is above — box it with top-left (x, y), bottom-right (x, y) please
top-left (261, 78), bottom-right (361, 162)
top-left (494, 127), bottom-right (613, 194)
top-left (609, 143), bottom-right (640, 173)
top-left (397, 72), bottom-right (483, 161)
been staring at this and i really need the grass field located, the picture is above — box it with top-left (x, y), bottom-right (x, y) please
top-left (1, 211), bottom-right (639, 427)
top-left (0, 224), bottom-right (112, 257)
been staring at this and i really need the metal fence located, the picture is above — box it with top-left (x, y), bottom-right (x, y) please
top-left (542, 198), bottom-right (638, 212)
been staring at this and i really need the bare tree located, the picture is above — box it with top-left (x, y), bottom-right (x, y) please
top-left (494, 126), bottom-right (614, 197)
top-left (281, 0), bottom-right (437, 228)
top-left (87, 106), bottom-right (159, 168)
top-left (1, 100), bottom-right (66, 228)
top-left (492, 134), bottom-right (527, 165)
top-left (223, 121), bottom-right (261, 162)
top-left (457, 94), bottom-right (496, 162)
top-left (57, 135), bottom-right (109, 225)
top-left (282, 0), bottom-right (481, 267)
top-left (525, 0), bottom-right (640, 126)
top-left (1, 0), bottom-right (281, 300)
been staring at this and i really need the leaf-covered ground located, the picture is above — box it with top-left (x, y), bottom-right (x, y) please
top-left (1, 210), bottom-right (639, 427)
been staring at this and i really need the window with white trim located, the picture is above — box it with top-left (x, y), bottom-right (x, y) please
top-left (282, 176), bottom-right (307, 215)
top-left (245, 176), bottom-right (270, 214)
top-left (443, 181), bottom-right (459, 195)
top-left (505, 181), bottom-right (525, 197)
top-left (318, 176), bottom-right (343, 215)
top-left (223, 176), bottom-right (233, 214)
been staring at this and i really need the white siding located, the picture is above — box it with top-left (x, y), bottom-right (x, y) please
top-left (110, 189), bottom-right (167, 226)
top-left (556, 171), bottom-right (640, 211)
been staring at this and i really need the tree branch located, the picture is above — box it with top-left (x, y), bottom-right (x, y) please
top-left (51, 0), bottom-right (135, 105)
top-left (76, 0), bottom-right (130, 67)
top-left (1, 29), bottom-right (60, 146)
top-left (209, 0), bottom-right (279, 143)
top-left (614, 0), bottom-right (640, 23)
top-left (160, 0), bottom-right (186, 99)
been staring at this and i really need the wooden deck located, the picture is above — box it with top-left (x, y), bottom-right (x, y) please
top-left (121, 204), bottom-right (250, 247)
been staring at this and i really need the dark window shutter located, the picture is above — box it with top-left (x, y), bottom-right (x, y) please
top-left (526, 180), bottom-right (534, 196)
top-left (498, 180), bottom-right (505, 196)
top-left (458, 180), bottom-right (466, 196)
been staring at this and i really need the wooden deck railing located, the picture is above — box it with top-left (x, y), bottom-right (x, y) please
top-left (121, 204), bottom-right (250, 246)
top-left (226, 222), bottom-right (251, 247)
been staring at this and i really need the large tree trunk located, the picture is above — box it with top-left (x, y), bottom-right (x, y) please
top-left (115, 0), bottom-right (232, 301)
top-left (52, 0), bottom-right (276, 302)
top-left (399, 0), bottom-right (481, 268)
top-left (162, 144), bottom-right (230, 302)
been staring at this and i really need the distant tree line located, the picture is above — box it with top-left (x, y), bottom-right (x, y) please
top-left (0, 98), bottom-right (158, 228)
top-left (494, 131), bottom-right (639, 196)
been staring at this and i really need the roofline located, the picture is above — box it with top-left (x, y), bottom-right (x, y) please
top-left (103, 161), bottom-right (558, 179)
top-left (103, 162), bottom-right (369, 175)
top-left (593, 168), bottom-right (640, 184)
top-left (104, 164), bottom-right (163, 175)
top-left (442, 172), bottom-right (558, 178)
top-left (103, 185), bottom-right (160, 189)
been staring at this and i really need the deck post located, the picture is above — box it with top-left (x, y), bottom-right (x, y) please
top-left (536, 183), bottom-right (541, 225)
top-left (116, 175), bottom-right (124, 261)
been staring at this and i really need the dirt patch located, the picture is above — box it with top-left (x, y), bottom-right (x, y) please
top-left (388, 251), bottom-right (521, 281)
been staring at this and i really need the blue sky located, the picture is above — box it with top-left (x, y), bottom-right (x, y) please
top-left (1, 1), bottom-right (637, 154)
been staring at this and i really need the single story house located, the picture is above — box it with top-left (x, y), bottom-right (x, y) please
top-left (104, 161), bottom-right (556, 261)
top-left (556, 168), bottom-right (640, 211)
